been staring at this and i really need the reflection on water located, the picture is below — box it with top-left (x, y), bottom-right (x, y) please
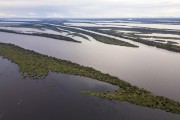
top-left (0, 57), bottom-right (180, 120)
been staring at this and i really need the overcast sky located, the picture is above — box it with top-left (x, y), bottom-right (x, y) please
top-left (0, 0), bottom-right (180, 18)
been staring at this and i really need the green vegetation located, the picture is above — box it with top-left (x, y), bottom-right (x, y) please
top-left (48, 83), bottom-right (54, 88)
top-left (167, 41), bottom-right (178, 45)
top-left (0, 29), bottom-right (80, 43)
top-left (40, 24), bottom-right (90, 40)
top-left (0, 23), bottom-right (137, 47)
top-left (137, 35), bottom-right (180, 40)
top-left (81, 88), bottom-right (180, 114)
top-left (0, 43), bottom-right (180, 114)
top-left (155, 40), bottom-right (166, 43)
top-left (53, 26), bottom-right (138, 47)
top-left (85, 26), bottom-right (180, 37)
top-left (85, 28), bottom-right (180, 53)
top-left (67, 32), bottom-right (90, 40)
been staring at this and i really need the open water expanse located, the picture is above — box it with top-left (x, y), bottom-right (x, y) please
top-left (0, 19), bottom-right (180, 119)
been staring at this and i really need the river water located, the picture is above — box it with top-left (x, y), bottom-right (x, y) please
top-left (0, 21), bottom-right (180, 119)
top-left (0, 56), bottom-right (180, 120)
top-left (0, 32), bottom-right (180, 101)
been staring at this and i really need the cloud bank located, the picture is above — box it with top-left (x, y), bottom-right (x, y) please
top-left (0, 0), bottom-right (180, 18)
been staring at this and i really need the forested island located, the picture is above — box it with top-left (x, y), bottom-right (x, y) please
top-left (43, 24), bottom-right (138, 47)
top-left (0, 29), bottom-right (80, 43)
top-left (0, 42), bottom-right (179, 114)
top-left (82, 27), bottom-right (180, 53)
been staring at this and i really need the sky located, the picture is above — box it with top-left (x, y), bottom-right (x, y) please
top-left (0, 0), bottom-right (180, 18)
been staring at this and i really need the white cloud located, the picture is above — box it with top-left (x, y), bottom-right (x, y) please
top-left (46, 12), bottom-right (67, 18)
top-left (0, 12), bottom-right (16, 17)
top-left (0, 0), bottom-right (180, 18)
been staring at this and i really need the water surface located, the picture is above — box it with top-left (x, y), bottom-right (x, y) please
top-left (0, 57), bottom-right (180, 120)
top-left (0, 32), bottom-right (180, 102)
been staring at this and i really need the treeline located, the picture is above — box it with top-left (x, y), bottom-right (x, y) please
top-left (0, 29), bottom-right (80, 43)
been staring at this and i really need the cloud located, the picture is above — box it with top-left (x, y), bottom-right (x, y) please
top-left (0, 0), bottom-right (180, 18)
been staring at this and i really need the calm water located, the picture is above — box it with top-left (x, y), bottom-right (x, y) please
top-left (65, 21), bottom-right (180, 30)
top-left (0, 32), bottom-right (180, 101)
top-left (0, 57), bottom-right (180, 120)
